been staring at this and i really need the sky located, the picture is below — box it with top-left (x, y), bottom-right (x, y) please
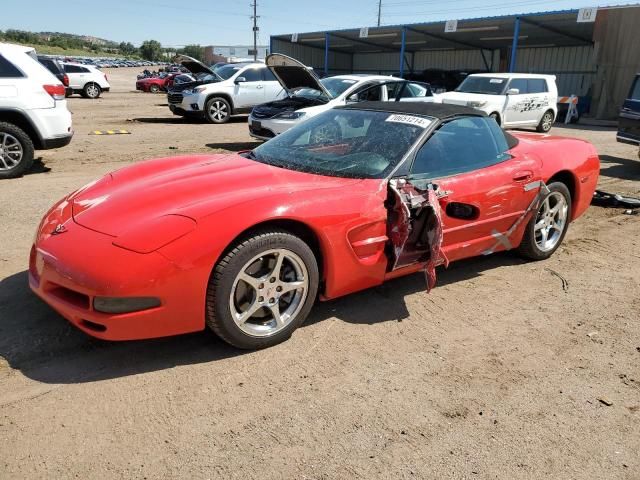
top-left (0, 0), bottom-right (626, 47)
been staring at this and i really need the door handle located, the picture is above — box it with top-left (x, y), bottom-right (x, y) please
top-left (257, 85), bottom-right (264, 89)
top-left (513, 171), bottom-right (533, 182)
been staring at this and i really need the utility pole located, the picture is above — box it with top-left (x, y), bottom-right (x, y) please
top-left (377, 0), bottom-right (382, 27)
top-left (251, 1), bottom-right (259, 61)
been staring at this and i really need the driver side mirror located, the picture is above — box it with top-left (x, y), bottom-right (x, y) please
top-left (346, 94), bottom-right (359, 104)
top-left (506, 88), bottom-right (520, 95)
top-left (235, 76), bottom-right (247, 84)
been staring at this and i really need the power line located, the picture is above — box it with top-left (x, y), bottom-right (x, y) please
top-left (251, 1), bottom-right (259, 61)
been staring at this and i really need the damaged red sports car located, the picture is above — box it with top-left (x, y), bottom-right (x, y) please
top-left (30, 102), bottom-right (600, 349)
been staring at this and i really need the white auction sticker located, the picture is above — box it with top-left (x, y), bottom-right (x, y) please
top-left (490, 78), bottom-right (504, 83)
top-left (385, 114), bottom-right (432, 129)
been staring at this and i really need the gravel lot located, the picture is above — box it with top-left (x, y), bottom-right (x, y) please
top-left (1, 67), bottom-right (639, 479)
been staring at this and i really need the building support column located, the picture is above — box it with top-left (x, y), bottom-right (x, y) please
top-left (509, 17), bottom-right (521, 72)
top-left (324, 33), bottom-right (330, 77)
top-left (399, 27), bottom-right (407, 76)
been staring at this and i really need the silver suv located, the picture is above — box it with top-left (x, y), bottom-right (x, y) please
top-left (167, 56), bottom-right (284, 124)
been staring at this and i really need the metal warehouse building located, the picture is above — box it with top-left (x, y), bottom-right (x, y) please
top-left (269, 4), bottom-right (640, 119)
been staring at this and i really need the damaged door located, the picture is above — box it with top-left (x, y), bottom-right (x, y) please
top-left (387, 178), bottom-right (447, 290)
top-left (386, 115), bottom-right (543, 288)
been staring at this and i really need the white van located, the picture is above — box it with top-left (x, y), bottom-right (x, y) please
top-left (439, 73), bottom-right (558, 132)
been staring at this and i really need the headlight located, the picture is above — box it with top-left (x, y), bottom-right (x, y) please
top-left (273, 111), bottom-right (306, 120)
top-left (181, 89), bottom-right (193, 95)
top-left (467, 100), bottom-right (488, 108)
top-left (193, 86), bottom-right (206, 94)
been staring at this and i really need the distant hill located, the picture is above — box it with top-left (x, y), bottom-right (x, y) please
top-left (0, 29), bottom-right (125, 56)
top-left (35, 31), bottom-right (119, 47)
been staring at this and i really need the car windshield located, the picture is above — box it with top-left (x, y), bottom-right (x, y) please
top-left (249, 109), bottom-right (432, 179)
top-left (293, 77), bottom-right (358, 100)
top-left (216, 64), bottom-right (244, 80)
top-left (456, 76), bottom-right (507, 95)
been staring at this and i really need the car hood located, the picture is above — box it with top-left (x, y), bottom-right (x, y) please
top-left (69, 154), bottom-right (360, 237)
top-left (266, 53), bottom-right (331, 98)
top-left (175, 54), bottom-right (217, 76)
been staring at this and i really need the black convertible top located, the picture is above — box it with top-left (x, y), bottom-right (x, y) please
top-left (340, 100), bottom-right (519, 149)
top-left (340, 101), bottom-right (484, 119)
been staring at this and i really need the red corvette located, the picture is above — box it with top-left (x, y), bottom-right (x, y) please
top-left (30, 102), bottom-right (599, 349)
top-left (135, 74), bottom-right (177, 93)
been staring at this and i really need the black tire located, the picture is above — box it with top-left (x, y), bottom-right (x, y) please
top-left (489, 112), bottom-right (501, 126)
top-left (517, 182), bottom-right (572, 260)
top-left (0, 122), bottom-right (35, 179)
top-left (536, 110), bottom-right (555, 133)
top-left (149, 84), bottom-right (160, 93)
top-left (81, 83), bottom-right (101, 99)
top-left (206, 229), bottom-right (319, 349)
top-left (205, 97), bottom-right (231, 124)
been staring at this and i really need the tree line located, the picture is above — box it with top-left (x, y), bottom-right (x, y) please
top-left (0, 29), bottom-right (206, 62)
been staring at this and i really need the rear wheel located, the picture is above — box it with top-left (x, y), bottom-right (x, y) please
top-left (82, 83), bottom-right (101, 99)
top-left (489, 112), bottom-right (501, 126)
top-left (149, 84), bottom-right (160, 93)
top-left (206, 230), bottom-right (319, 349)
top-left (205, 97), bottom-right (231, 124)
top-left (0, 122), bottom-right (34, 179)
top-left (517, 182), bottom-right (571, 260)
top-left (536, 110), bottom-right (555, 133)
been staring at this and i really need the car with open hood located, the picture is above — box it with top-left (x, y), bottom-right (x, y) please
top-left (30, 102), bottom-right (599, 349)
top-left (166, 55), bottom-right (284, 123)
top-left (248, 53), bottom-right (437, 140)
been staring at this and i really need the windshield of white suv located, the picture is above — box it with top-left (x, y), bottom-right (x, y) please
top-left (216, 65), bottom-right (244, 80)
top-left (456, 76), bottom-right (507, 95)
top-left (248, 109), bottom-right (431, 179)
top-left (293, 78), bottom-right (358, 100)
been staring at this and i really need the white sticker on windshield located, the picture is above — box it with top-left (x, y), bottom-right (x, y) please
top-left (341, 80), bottom-right (357, 84)
top-left (385, 114), bottom-right (432, 129)
top-left (490, 78), bottom-right (504, 84)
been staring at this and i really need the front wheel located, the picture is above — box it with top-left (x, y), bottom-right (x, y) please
top-left (206, 230), bottom-right (319, 349)
top-left (205, 97), bottom-right (231, 124)
top-left (536, 110), bottom-right (554, 133)
top-left (149, 84), bottom-right (160, 93)
top-left (517, 182), bottom-right (571, 260)
top-left (82, 83), bottom-right (101, 99)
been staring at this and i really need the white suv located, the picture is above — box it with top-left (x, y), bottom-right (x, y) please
top-left (62, 63), bottom-right (111, 99)
top-left (0, 43), bottom-right (73, 179)
top-left (439, 73), bottom-right (558, 132)
top-left (167, 55), bottom-right (284, 123)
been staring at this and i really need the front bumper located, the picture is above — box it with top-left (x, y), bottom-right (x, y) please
top-left (29, 206), bottom-right (206, 340)
top-left (248, 115), bottom-right (300, 140)
top-left (168, 92), bottom-right (204, 116)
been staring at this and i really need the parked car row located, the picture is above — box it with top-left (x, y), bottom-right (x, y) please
top-left (39, 55), bottom-right (167, 69)
top-left (164, 54), bottom-right (558, 139)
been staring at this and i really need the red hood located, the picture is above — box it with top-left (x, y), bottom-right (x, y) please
top-left (70, 154), bottom-right (361, 236)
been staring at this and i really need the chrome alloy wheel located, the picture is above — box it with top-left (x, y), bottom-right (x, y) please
top-left (209, 101), bottom-right (229, 122)
top-left (0, 133), bottom-right (23, 171)
top-left (86, 84), bottom-right (100, 98)
top-left (229, 248), bottom-right (309, 337)
top-left (541, 111), bottom-right (554, 131)
top-left (534, 191), bottom-right (568, 252)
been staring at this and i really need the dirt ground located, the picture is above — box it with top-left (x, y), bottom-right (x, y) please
top-left (1, 67), bottom-right (639, 479)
